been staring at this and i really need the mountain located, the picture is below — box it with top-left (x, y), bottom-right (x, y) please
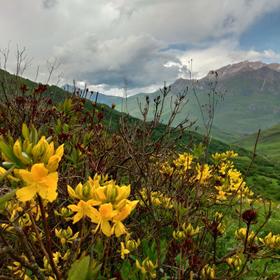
top-left (114, 61), bottom-right (280, 141)
top-left (62, 84), bottom-right (122, 107)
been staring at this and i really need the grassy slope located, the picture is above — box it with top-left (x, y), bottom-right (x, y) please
top-left (0, 68), bottom-right (69, 103)
top-left (236, 124), bottom-right (280, 163)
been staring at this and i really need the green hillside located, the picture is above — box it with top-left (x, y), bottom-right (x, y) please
top-left (237, 124), bottom-right (280, 163)
top-left (0, 68), bottom-right (70, 103)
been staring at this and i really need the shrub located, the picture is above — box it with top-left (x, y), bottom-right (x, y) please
top-left (0, 82), bottom-right (279, 279)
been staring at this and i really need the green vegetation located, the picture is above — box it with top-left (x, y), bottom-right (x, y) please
top-left (0, 68), bottom-right (280, 279)
top-left (237, 124), bottom-right (280, 163)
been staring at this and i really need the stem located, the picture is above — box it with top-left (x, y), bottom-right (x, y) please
top-left (213, 235), bottom-right (217, 263)
top-left (243, 223), bottom-right (250, 254)
top-left (38, 196), bottom-right (61, 280)
top-left (0, 229), bottom-right (45, 280)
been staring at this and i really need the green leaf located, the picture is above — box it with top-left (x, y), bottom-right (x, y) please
top-left (0, 190), bottom-right (15, 211)
top-left (0, 140), bottom-right (22, 167)
top-left (120, 260), bottom-right (131, 280)
top-left (86, 260), bottom-right (102, 280)
top-left (67, 255), bottom-right (90, 280)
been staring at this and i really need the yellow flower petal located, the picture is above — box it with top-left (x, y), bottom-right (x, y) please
top-left (55, 144), bottom-right (64, 159)
top-left (37, 172), bottom-right (58, 202)
top-left (114, 221), bottom-right (127, 237)
top-left (72, 211), bottom-right (84, 224)
top-left (116, 185), bottom-right (131, 202)
top-left (101, 220), bottom-right (112, 237)
top-left (99, 203), bottom-right (117, 220)
top-left (67, 185), bottom-right (78, 199)
top-left (16, 184), bottom-right (37, 202)
top-left (68, 204), bottom-right (79, 212)
top-left (84, 204), bottom-right (100, 223)
top-left (31, 163), bottom-right (49, 180)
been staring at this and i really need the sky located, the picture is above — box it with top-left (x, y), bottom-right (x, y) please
top-left (1, 0), bottom-right (280, 96)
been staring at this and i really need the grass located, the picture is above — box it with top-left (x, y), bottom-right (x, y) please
top-left (236, 124), bottom-right (280, 163)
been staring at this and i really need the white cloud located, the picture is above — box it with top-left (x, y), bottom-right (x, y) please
top-left (0, 0), bottom-right (280, 95)
top-left (179, 40), bottom-right (280, 79)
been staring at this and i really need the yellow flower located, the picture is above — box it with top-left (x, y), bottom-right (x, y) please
top-left (121, 242), bottom-right (130, 259)
top-left (215, 187), bottom-right (227, 201)
top-left (46, 144), bottom-right (64, 172)
top-left (235, 228), bottom-right (255, 242)
top-left (16, 163), bottom-right (58, 202)
top-left (136, 258), bottom-right (157, 279)
top-left (173, 152), bottom-right (193, 172)
top-left (226, 254), bottom-right (243, 270)
top-left (182, 223), bottom-right (200, 237)
top-left (259, 232), bottom-right (280, 249)
top-left (120, 237), bottom-right (140, 259)
top-left (55, 226), bottom-right (79, 246)
top-left (201, 264), bottom-right (215, 279)
top-left (195, 163), bottom-right (211, 183)
top-left (173, 230), bottom-right (186, 241)
top-left (68, 200), bottom-right (100, 224)
top-left (91, 203), bottom-right (118, 237)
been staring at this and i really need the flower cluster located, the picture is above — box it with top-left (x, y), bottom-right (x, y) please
top-left (235, 227), bottom-right (255, 242)
top-left (139, 188), bottom-right (173, 209)
top-left (226, 253), bottom-right (243, 271)
top-left (0, 124), bottom-right (63, 170)
top-left (0, 125), bottom-right (64, 203)
top-left (201, 264), bottom-right (215, 279)
top-left (67, 175), bottom-right (138, 237)
top-left (173, 222), bottom-right (200, 241)
top-left (259, 232), bottom-right (280, 249)
top-left (136, 257), bottom-right (157, 279)
top-left (120, 236), bottom-right (140, 259)
top-left (213, 152), bottom-right (253, 202)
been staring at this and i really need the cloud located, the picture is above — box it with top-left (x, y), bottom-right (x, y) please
top-left (0, 0), bottom-right (280, 95)
top-left (179, 39), bottom-right (280, 79)
top-left (54, 33), bottom-right (185, 88)
top-left (42, 0), bottom-right (58, 9)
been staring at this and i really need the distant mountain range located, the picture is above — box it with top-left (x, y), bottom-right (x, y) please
top-left (68, 61), bottom-right (280, 141)
top-left (62, 84), bottom-right (123, 106)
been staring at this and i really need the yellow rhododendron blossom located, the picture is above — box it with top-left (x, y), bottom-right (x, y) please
top-left (235, 227), bottom-right (255, 242)
top-left (259, 232), bottom-right (280, 249)
top-left (201, 264), bottom-right (215, 279)
top-left (55, 226), bottom-right (79, 246)
top-left (195, 163), bottom-right (211, 183)
top-left (226, 253), bottom-right (243, 270)
top-left (136, 258), bottom-right (157, 279)
top-left (121, 242), bottom-right (130, 259)
top-left (173, 152), bottom-right (193, 172)
top-left (91, 203), bottom-right (118, 237)
top-left (16, 163), bottom-right (58, 202)
top-left (182, 223), bottom-right (200, 237)
top-left (68, 175), bottom-right (138, 237)
top-left (46, 144), bottom-right (64, 172)
top-left (68, 200), bottom-right (100, 224)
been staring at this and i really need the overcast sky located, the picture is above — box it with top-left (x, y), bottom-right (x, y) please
top-left (1, 0), bottom-right (280, 96)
